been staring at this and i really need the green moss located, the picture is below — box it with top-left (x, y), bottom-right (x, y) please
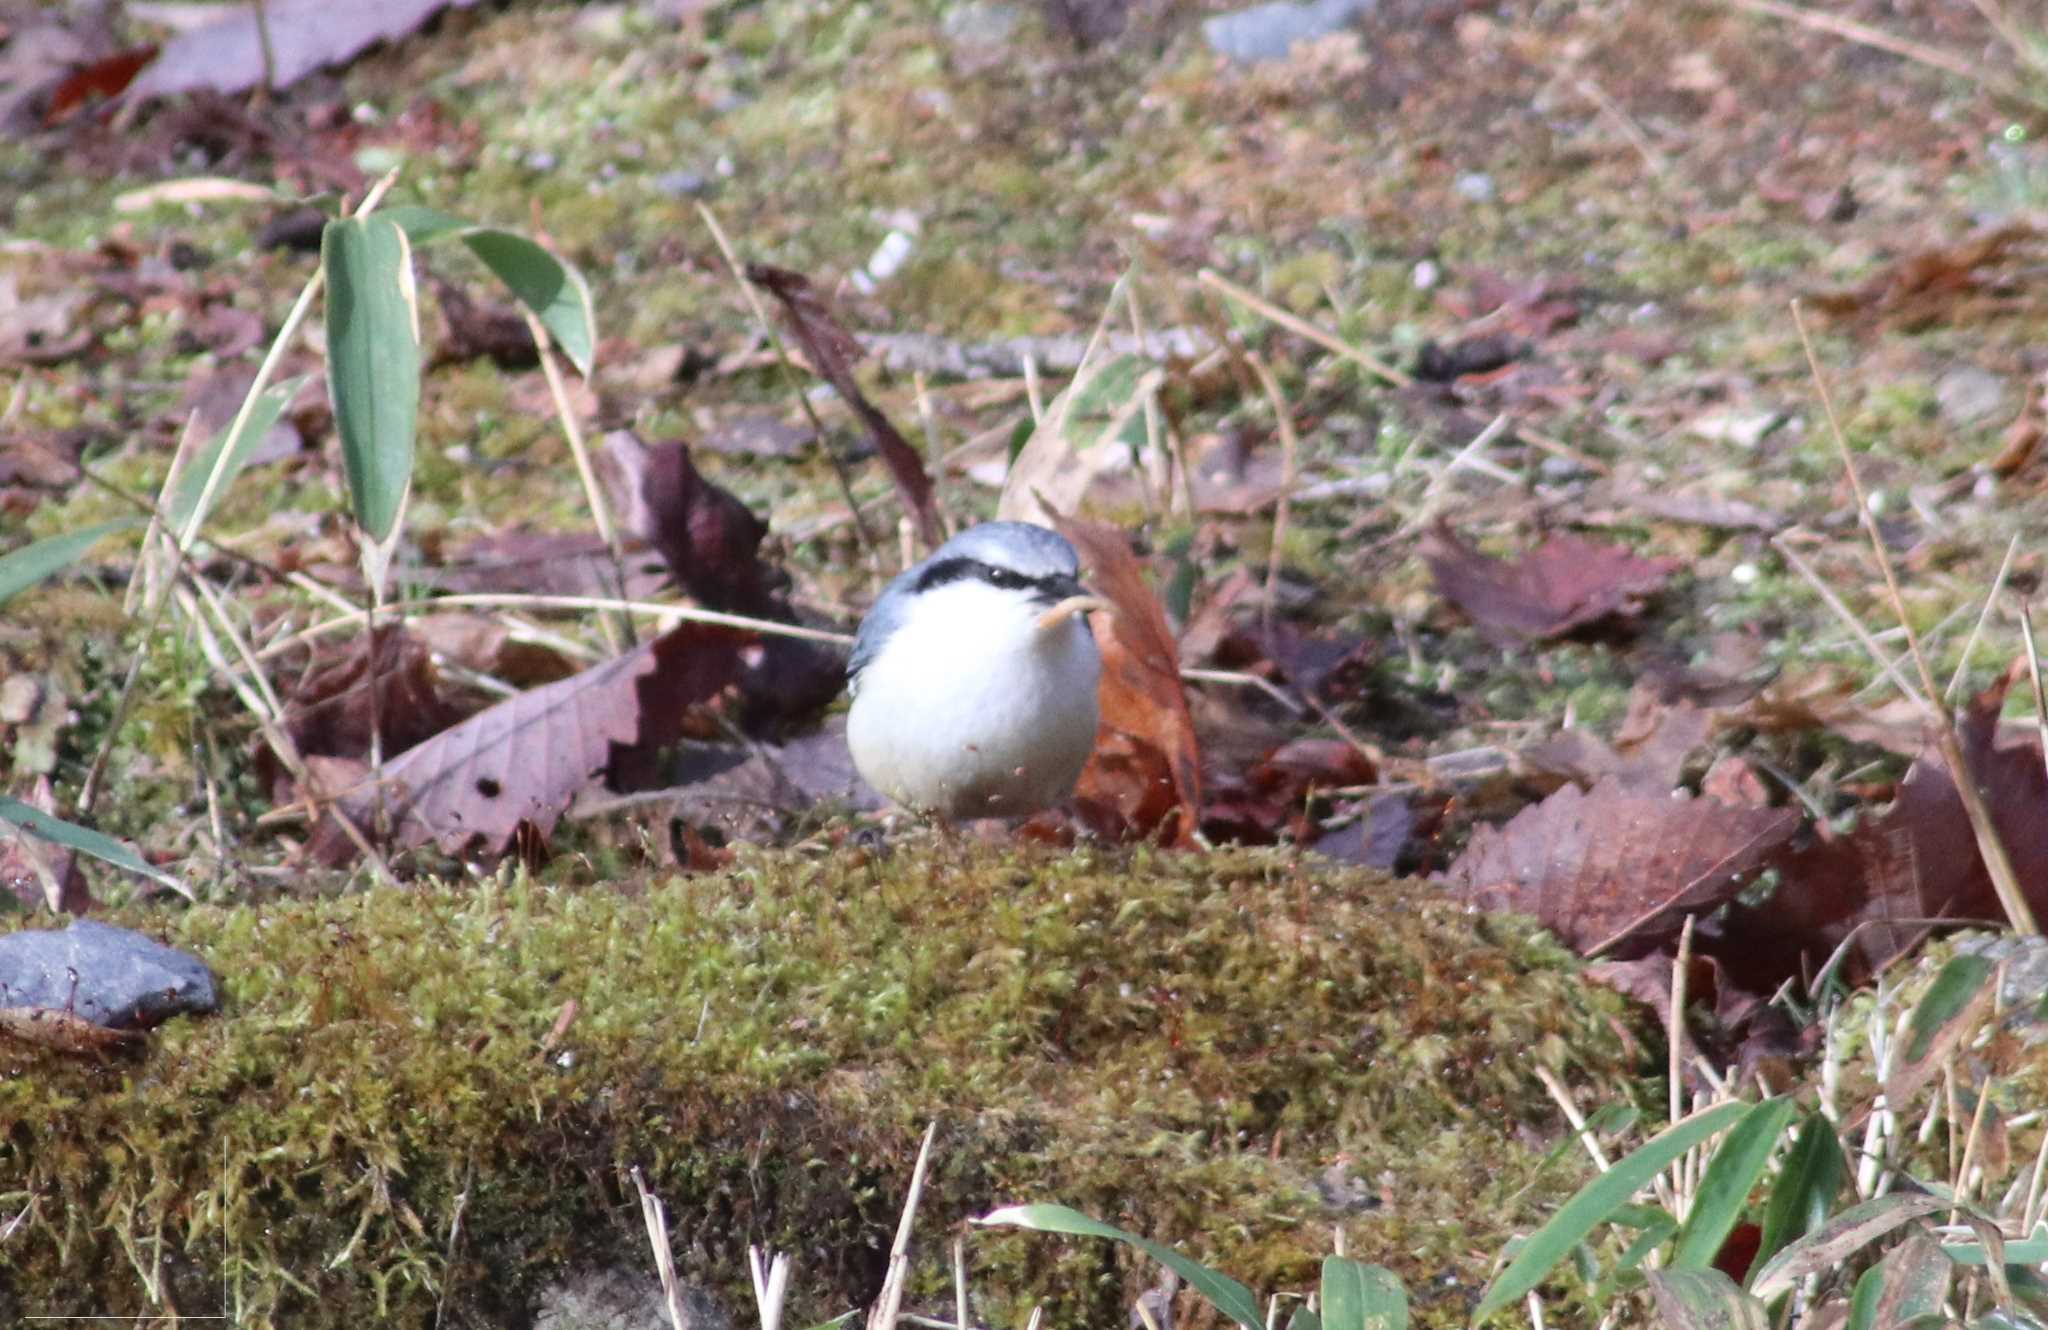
top-left (0, 843), bottom-right (1641, 1328)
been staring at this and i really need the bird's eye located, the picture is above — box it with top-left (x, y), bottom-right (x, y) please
top-left (982, 566), bottom-right (1027, 590)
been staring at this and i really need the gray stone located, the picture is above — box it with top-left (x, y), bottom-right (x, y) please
top-left (1454, 171), bottom-right (1495, 203)
top-left (1935, 366), bottom-right (2008, 428)
top-left (653, 170), bottom-right (712, 199)
top-left (0, 919), bottom-right (220, 1030)
top-left (1202, 0), bottom-right (1374, 64)
top-left (942, 1), bottom-right (1022, 49)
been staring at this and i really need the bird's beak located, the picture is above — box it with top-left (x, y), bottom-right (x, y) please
top-left (1036, 594), bottom-right (1109, 633)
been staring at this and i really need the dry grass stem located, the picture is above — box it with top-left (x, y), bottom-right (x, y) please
top-left (697, 202), bottom-right (880, 564)
top-left (1195, 268), bottom-right (1609, 475)
top-left (866, 1122), bottom-right (940, 1330)
top-left (1793, 302), bottom-right (2038, 935)
top-left (524, 309), bottom-right (628, 655)
top-left (2020, 601), bottom-right (2048, 777)
top-left (1244, 351), bottom-right (1300, 634)
top-left (1727, 0), bottom-right (2038, 104)
top-left (630, 1166), bottom-right (691, 1330)
top-left (1532, 1064), bottom-right (1613, 1172)
top-left (1946, 535), bottom-right (2021, 702)
top-left (1576, 77), bottom-right (1668, 177)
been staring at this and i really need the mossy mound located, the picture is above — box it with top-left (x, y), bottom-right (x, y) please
top-left (0, 842), bottom-right (1642, 1327)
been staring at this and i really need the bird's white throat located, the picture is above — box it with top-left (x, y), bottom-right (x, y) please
top-left (846, 577), bottom-right (1102, 818)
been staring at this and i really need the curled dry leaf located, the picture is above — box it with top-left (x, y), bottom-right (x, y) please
top-left (1706, 668), bottom-right (2048, 991)
top-left (601, 430), bottom-right (844, 723)
top-left (743, 264), bottom-right (941, 548)
top-left (1442, 776), bottom-right (1800, 959)
top-left (312, 623), bottom-right (751, 864)
top-left (1805, 222), bottom-right (2039, 328)
top-left (1420, 521), bottom-right (1679, 641)
top-left (1051, 516), bottom-right (1202, 846)
top-left (128, 0), bottom-right (480, 99)
top-left (259, 624), bottom-right (470, 803)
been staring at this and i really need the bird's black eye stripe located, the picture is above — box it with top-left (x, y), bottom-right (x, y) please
top-left (913, 557), bottom-right (1068, 597)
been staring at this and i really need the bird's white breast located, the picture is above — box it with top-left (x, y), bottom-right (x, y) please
top-left (846, 579), bottom-right (1102, 818)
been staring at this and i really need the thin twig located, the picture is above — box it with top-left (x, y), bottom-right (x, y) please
top-left (1726, 0), bottom-right (2038, 105)
top-left (2021, 601), bottom-right (2048, 783)
top-left (1946, 534), bottom-right (2020, 702)
top-left (867, 1122), bottom-right (940, 1330)
top-left (1195, 268), bottom-right (1610, 475)
top-left (524, 309), bottom-right (628, 655)
top-left (1532, 1064), bottom-right (1613, 1172)
top-left (631, 1166), bottom-right (690, 1330)
top-left (1244, 352), bottom-right (1300, 635)
top-left (1793, 301), bottom-right (2037, 935)
top-left (697, 203), bottom-right (879, 565)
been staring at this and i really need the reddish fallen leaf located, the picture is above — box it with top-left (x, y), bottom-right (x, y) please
top-left (1052, 517), bottom-right (1202, 846)
top-left (1442, 776), bottom-right (1800, 959)
top-left (259, 625), bottom-right (469, 802)
top-left (602, 430), bottom-right (844, 723)
top-left (1806, 223), bottom-right (2038, 327)
top-left (1421, 521), bottom-right (1679, 641)
top-left (1521, 694), bottom-right (1713, 794)
top-left (743, 264), bottom-right (942, 548)
top-left (1707, 669), bottom-right (2048, 991)
top-left (42, 45), bottom-right (157, 124)
top-left (427, 274), bottom-right (537, 371)
top-left (1307, 793), bottom-right (1417, 871)
top-left (604, 430), bottom-right (781, 615)
top-left (312, 623), bottom-right (752, 864)
top-left (409, 613), bottom-right (579, 687)
top-left (419, 529), bottom-right (668, 599)
top-left (1986, 373), bottom-right (2044, 478)
top-left (128, 0), bottom-right (480, 99)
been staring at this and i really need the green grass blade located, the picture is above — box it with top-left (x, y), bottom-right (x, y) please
top-left (1645, 1268), bottom-right (1768, 1330)
top-left (1320, 1256), bottom-right (1406, 1330)
top-left (0, 520), bottom-right (140, 606)
top-left (1904, 953), bottom-right (1996, 1066)
top-left (1286, 1304), bottom-right (1321, 1330)
top-left (1673, 1097), bottom-right (1796, 1270)
top-left (1474, 1099), bottom-right (1750, 1321)
top-left (0, 795), bottom-right (187, 895)
top-left (1748, 1192), bottom-right (1949, 1302)
top-left (975, 1203), bottom-right (1264, 1330)
top-left (461, 228), bottom-right (597, 376)
top-left (1753, 1114), bottom-right (1847, 1279)
top-left (378, 205), bottom-right (472, 246)
top-left (165, 376), bottom-right (310, 537)
top-left (323, 213), bottom-right (421, 544)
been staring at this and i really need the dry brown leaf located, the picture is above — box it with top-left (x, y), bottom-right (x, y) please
top-left (0, 1005), bottom-right (139, 1054)
top-left (1421, 521), bottom-right (1679, 640)
top-left (1442, 776), bottom-right (1800, 959)
top-left (1806, 222), bottom-right (2039, 328)
top-left (744, 264), bottom-right (941, 547)
top-left (259, 625), bottom-right (470, 801)
top-left (601, 430), bottom-right (845, 724)
top-left (1052, 517), bottom-right (1202, 846)
top-left (313, 623), bottom-right (751, 864)
top-left (1708, 668), bottom-right (2048, 991)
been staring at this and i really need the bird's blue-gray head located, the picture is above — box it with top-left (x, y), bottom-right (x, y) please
top-left (847, 522), bottom-right (1089, 687)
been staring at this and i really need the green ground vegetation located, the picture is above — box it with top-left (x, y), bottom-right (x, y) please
top-left (0, 841), bottom-right (1639, 1328)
